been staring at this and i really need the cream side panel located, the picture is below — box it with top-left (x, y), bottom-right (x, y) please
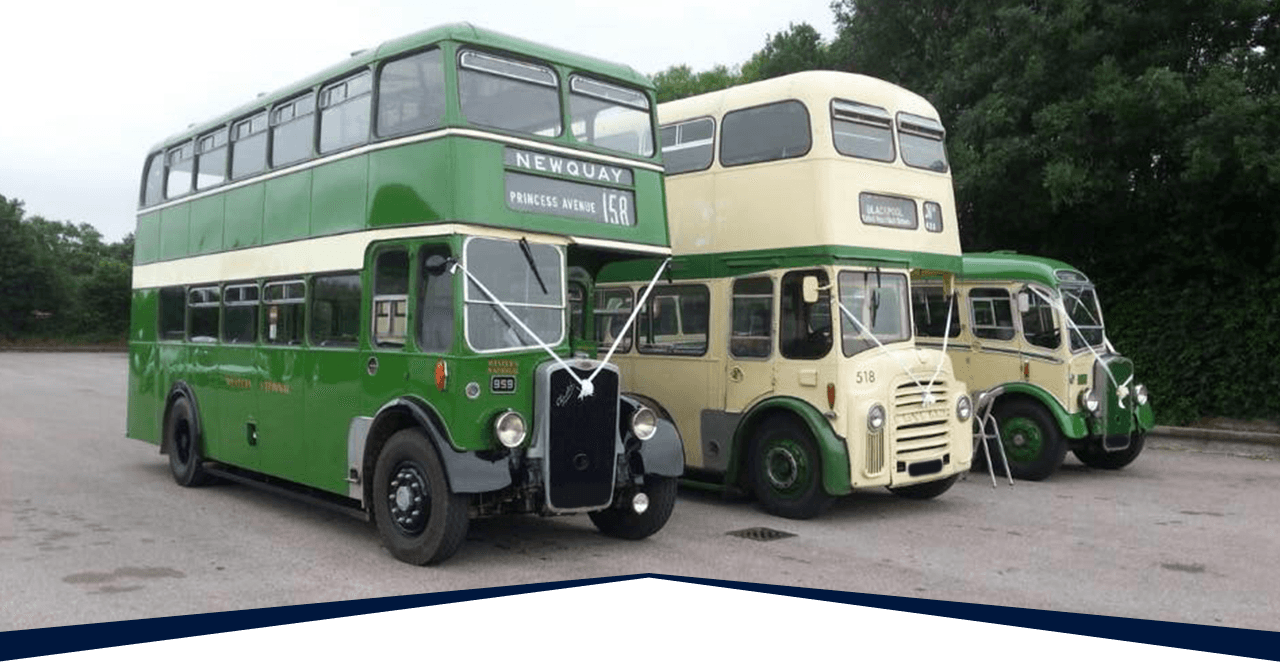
top-left (820, 159), bottom-right (962, 258)
top-left (699, 160), bottom-right (821, 255)
top-left (623, 355), bottom-right (720, 469)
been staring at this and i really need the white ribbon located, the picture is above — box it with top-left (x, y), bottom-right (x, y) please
top-left (922, 278), bottom-right (956, 397)
top-left (1028, 287), bottom-right (1129, 408)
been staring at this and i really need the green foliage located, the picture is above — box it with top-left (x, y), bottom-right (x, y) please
top-left (833, 0), bottom-right (1280, 423)
top-left (651, 64), bottom-right (744, 104)
top-left (652, 23), bottom-right (834, 103)
top-left (0, 194), bottom-right (132, 343)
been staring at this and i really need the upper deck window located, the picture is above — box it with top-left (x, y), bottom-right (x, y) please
top-left (720, 100), bottom-right (811, 167)
top-left (458, 50), bottom-right (561, 137)
top-left (377, 49), bottom-right (445, 137)
top-left (196, 128), bottom-right (228, 190)
top-left (831, 99), bottom-right (894, 162)
top-left (659, 117), bottom-right (715, 174)
top-left (165, 142), bottom-right (193, 199)
top-left (320, 71), bottom-right (372, 153)
top-left (141, 152), bottom-right (164, 207)
top-left (271, 93), bottom-right (316, 167)
top-left (897, 112), bottom-right (948, 172)
top-left (569, 75), bottom-right (653, 157)
top-left (231, 112), bottom-right (268, 179)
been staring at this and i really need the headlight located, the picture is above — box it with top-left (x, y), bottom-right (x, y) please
top-left (867, 404), bottom-right (886, 432)
top-left (494, 410), bottom-right (527, 448)
top-left (1135, 384), bottom-right (1149, 406)
top-left (1079, 391), bottom-right (1100, 414)
top-left (956, 394), bottom-right (972, 422)
top-left (630, 406), bottom-right (658, 441)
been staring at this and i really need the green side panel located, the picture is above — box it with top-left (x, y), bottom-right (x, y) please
top-left (207, 346), bottom-right (260, 470)
top-left (189, 195), bottom-right (225, 255)
top-left (312, 155), bottom-right (370, 236)
top-left (127, 290), bottom-right (160, 443)
top-left (263, 171), bottom-right (313, 245)
top-left (135, 212), bottom-right (161, 264)
top-left (733, 397), bottom-right (853, 496)
top-left (367, 141), bottom-right (453, 226)
top-left (159, 205), bottom-right (191, 261)
top-left (255, 347), bottom-right (308, 481)
top-left (998, 383), bottom-right (1090, 439)
top-left (305, 349), bottom-right (370, 493)
top-left (224, 184), bottom-right (265, 250)
top-left (961, 252), bottom-right (1084, 288)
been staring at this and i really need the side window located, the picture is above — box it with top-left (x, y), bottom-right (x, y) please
top-left (911, 285), bottom-right (961, 338)
top-left (660, 117), bottom-right (715, 175)
top-left (378, 49), bottom-right (445, 137)
top-left (898, 112), bottom-right (949, 172)
top-left (780, 270), bottom-right (831, 360)
top-left (320, 71), bottom-right (372, 153)
top-left (593, 287), bottom-right (633, 353)
top-left (731, 277), bottom-right (773, 358)
top-left (231, 112), bottom-right (268, 179)
top-left (637, 285), bottom-right (709, 355)
top-left (567, 282), bottom-right (587, 340)
top-left (188, 286), bottom-right (220, 343)
top-left (158, 287), bottom-right (186, 340)
top-left (373, 249), bottom-right (410, 347)
top-left (720, 100), bottom-right (811, 167)
top-left (970, 287), bottom-right (1016, 341)
top-left (271, 94), bottom-right (316, 167)
top-left (831, 99), bottom-right (894, 162)
top-left (457, 50), bottom-right (560, 137)
top-left (1021, 289), bottom-right (1061, 349)
top-left (196, 128), bottom-right (228, 190)
top-left (141, 153), bottom-right (165, 207)
top-left (165, 142), bottom-right (194, 198)
top-left (417, 247), bottom-right (454, 353)
top-left (569, 74), bottom-right (654, 157)
top-left (263, 280), bottom-right (305, 345)
top-left (223, 283), bottom-right (259, 344)
top-left (311, 273), bottom-right (361, 347)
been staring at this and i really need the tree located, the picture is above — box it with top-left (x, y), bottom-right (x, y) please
top-left (740, 23), bottom-right (833, 82)
top-left (652, 64), bottom-right (742, 103)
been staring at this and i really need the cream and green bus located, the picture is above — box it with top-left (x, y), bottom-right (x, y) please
top-left (913, 252), bottom-right (1155, 480)
top-left (127, 24), bottom-right (686, 565)
top-left (595, 71), bottom-right (973, 519)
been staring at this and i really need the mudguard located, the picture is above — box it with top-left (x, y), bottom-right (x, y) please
top-left (369, 396), bottom-right (512, 494)
top-left (729, 396), bottom-right (854, 497)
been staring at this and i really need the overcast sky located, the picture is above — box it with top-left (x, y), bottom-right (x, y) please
top-left (0, 0), bottom-right (837, 242)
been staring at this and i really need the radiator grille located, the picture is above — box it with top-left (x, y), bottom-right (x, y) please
top-left (893, 380), bottom-right (951, 455)
top-left (544, 366), bottom-right (619, 510)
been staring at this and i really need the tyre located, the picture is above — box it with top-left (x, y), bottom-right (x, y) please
top-left (371, 428), bottom-right (470, 565)
top-left (889, 473), bottom-right (959, 499)
top-left (992, 400), bottom-right (1066, 481)
top-left (1073, 433), bottom-right (1145, 470)
top-left (589, 475), bottom-right (678, 540)
top-left (164, 397), bottom-right (212, 487)
top-left (749, 418), bottom-right (834, 519)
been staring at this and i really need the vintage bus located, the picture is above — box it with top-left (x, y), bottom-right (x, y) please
top-left (127, 23), bottom-right (686, 565)
top-left (913, 252), bottom-right (1155, 480)
top-left (595, 71), bottom-right (974, 519)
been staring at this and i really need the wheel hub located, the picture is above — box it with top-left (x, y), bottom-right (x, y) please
top-left (765, 447), bottom-right (800, 490)
top-left (387, 462), bottom-right (430, 536)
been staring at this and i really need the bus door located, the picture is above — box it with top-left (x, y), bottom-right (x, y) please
top-left (967, 286), bottom-right (1022, 384)
top-left (256, 279), bottom-right (308, 481)
top-left (302, 269), bottom-right (365, 494)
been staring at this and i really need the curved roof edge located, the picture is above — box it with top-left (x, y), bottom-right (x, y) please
top-left (962, 252), bottom-right (1088, 287)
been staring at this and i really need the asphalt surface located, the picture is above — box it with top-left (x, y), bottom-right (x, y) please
top-left (1, 353), bottom-right (1277, 633)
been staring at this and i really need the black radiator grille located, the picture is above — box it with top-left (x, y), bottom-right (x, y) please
top-left (545, 366), bottom-right (619, 510)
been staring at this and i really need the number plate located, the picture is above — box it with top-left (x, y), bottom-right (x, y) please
top-left (491, 375), bottom-right (517, 394)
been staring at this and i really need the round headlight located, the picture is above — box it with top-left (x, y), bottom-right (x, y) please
top-left (1135, 384), bottom-right (1149, 406)
top-left (630, 406), bottom-right (658, 441)
top-left (494, 410), bottom-right (527, 448)
top-left (867, 404), bottom-right (886, 432)
top-left (956, 394), bottom-right (973, 422)
top-left (1079, 391), bottom-right (1100, 414)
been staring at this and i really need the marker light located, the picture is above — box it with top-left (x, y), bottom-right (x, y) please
top-left (494, 410), bottom-right (527, 448)
top-left (434, 359), bottom-right (448, 391)
top-left (827, 382), bottom-right (836, 410)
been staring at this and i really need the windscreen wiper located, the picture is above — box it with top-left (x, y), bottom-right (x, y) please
top-left (518, 237), bottom-right (549, 295)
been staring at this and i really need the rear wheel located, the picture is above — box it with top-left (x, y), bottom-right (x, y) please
top-left (889, 473), bottom-right (959, 500)
top-left (165, 397), bottom-right (212, 487)
top-left (371, 429), bottom-right (470, 565)
top-left (993, 400), bottom-right (1066, 481)
top-left (1074, 433), bottom-right (1145, 470)
top-left (750, 418), bottom-right (834, 519)
top-left (589, 475), bottom-right (678, 540)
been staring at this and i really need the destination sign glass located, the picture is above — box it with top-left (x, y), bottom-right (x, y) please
top-left (506, 172), bottom-right (636, 226)
top-left (859, 192), bottom-right (918, 229)
top-left (504, 147), bottom-right (634, 186)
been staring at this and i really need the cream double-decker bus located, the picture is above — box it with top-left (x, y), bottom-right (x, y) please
top-left (595, 72), bottom-right (973, 519)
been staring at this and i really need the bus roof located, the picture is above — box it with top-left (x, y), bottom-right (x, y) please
top-left (962, 252), bottom-right (1090, 287)
top-left (658, 70), bottom-right (942, 126)
top-left (150, 23), bottom-right (652, 152)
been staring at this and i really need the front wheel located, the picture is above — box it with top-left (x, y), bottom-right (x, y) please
top-left (371, 429), bottom-right (470, 565)
top-left (1073, 433), bottom-right (1145, 470)
top-left (750, 418), bottom-right (834, 520)
top-left (889, 473), bottom-right (959, 500)
top-left (165, 397), bottom-right (212, 487)
top-left (993, 400), bottom-right (1066, 481)
top-left (589, 475), bottom-right (678, 540)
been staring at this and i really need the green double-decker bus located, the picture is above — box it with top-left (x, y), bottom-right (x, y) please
top-left (127, 24), bottom-right (685, 564)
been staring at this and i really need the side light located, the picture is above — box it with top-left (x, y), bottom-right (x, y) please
top-left (630, 406), bottom-right (658, 441)
top-left (956, 394), bottom-right (972, 422)
top-left (494, 410), bottom-right (527, 448)
top-left (1135, 384), bottom-right (1149, 406)
top-left (1079, 390), bottom-right (1100, 414)
top-left (867, 404), bottom-right (886, 432)
top-left (827, 382), bottom-right (836, 410)
top-left (434, 359), bottom-right (448, 391)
